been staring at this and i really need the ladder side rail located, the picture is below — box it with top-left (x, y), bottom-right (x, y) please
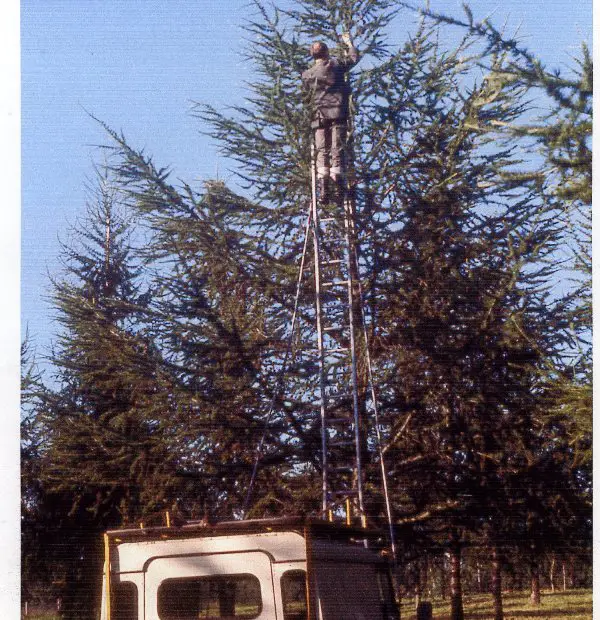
top-left (352, 246), bottom-right (396, 558)
top-left (310, 141), bottom-right (330, 516)
top-left (341, 104), bottom-right (366, 523)
top-left (343, 194), bottom-right (365, 522)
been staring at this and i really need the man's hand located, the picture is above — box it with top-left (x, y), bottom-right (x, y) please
top-left (341, 32), bottom-right (353, 47)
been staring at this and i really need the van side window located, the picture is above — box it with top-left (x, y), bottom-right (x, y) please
top-left (157, 574), bottom-right (262, 620)
top-left (112, 581), bottom-right (138, 620)
top-left (281, 570), bottom-right (307, 620)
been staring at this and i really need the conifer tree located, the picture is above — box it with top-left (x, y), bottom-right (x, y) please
top-left (363, 26), bottom-right (569, 620)
top-left (417, 6), bottom-right (592, 602)
top-left (21, 334), bottom-right (56, 610)
top-left (417, 4), bottom-right (592, 427)
top-left (21, 333), bottom-right (45, 524)
top-left (40, 167), bottom-right (185, 618)
top-left (101, 0), bottom-right (410, 518)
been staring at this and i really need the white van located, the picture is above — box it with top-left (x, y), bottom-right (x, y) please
top-left (100, 516), bottom-right (399, 620)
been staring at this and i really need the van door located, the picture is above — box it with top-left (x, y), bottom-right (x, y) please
top-left (144, 551), bottom-right (276, 620)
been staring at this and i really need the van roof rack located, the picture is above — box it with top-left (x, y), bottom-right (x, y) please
top-left (105, 515), bottom-right (386, 545)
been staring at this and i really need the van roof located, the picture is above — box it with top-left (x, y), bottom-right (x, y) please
top-left (105, 516), bottom-right (386, 546)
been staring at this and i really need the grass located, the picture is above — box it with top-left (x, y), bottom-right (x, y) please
top-left (399, 589), bottom-right (592, 619)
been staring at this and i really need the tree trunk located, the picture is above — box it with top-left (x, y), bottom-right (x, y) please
top-left (530, 555), bottom-right (541, 606)
top-left (491, 546), bottom-right (503, 620)
top-left (413, 561), bottom-right (422, 610)
top-left (562, 561), bottom-right (567, 591)
top-left (429, 559), bottom-right (436, 599)
top-left (568, 559), bottom-right (575, 589)
top-left (549, 555), bottom-right (556, 593)
top-left (449, 539), bottom-right (464, 620)
top-left (426, 555), bottom-right (433, 598)
top-left (440, 561), bottom-right (447, 600)
top-left (420, 556), bottom-right (429, 600)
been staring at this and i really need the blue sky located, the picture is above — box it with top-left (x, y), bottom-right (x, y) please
top-left (21, 0), bottom-right (592, 362)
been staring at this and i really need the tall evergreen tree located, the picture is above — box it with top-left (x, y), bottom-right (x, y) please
top-left (40, 168), bottom-right (183, 619)
top-left (21, 333), bottom-right (57, 611)
top-left (408, 5), bottom-right (592, 610)
top-left (109, 0), bottom-right (568, 518)
top-left (363, 27), bottom-right (569, 620)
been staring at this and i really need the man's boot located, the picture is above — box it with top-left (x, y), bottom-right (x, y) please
top-left (318, 177), bottom-right (331, 204)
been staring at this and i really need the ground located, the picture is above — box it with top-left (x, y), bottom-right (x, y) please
top-left (399, 589), bottom-right (592, 619)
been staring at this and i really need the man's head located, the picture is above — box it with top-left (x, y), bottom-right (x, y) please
top-left (310, 41), bottom-right (329, 60)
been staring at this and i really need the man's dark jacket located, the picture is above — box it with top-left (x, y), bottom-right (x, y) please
top-left (302, 45), bottom-right (359, 128)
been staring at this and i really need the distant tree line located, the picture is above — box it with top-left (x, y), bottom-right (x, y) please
top-left (21, 2), bottom-right (591, 619)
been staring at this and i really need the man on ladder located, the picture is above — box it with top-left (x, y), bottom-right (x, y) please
top-left (302, 33), bottom-right (359, 204)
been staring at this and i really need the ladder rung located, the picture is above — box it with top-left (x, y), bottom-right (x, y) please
top-left (323, 280), bottom-right (349, 287)
top-left (329, 490), bottom-right (359, 497)
top-left (329, 440), bottom-right (355, 447)
top-left (325, 398), bottom-right (353, 406)
top-left (323, 325), bottom-right (344, 332)
top-left (322, 314), bottom-right (347, 323)
top-left (325, 397), bottom-right (352, 406)
top-left (332, 465), bottom-right (354, 472)
top-left (324, 389), bottom-right (351, 398)
top-left (326, 347), bottom-right (349, 354)
top-left (323, 259), bottom-right (343, 265)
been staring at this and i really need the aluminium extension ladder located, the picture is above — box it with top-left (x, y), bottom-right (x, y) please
top-left (309, 143), bottom-right (366, 525)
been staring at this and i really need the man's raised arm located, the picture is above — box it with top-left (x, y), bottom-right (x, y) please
top-left (340, 32), bottom-right (359, 69)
